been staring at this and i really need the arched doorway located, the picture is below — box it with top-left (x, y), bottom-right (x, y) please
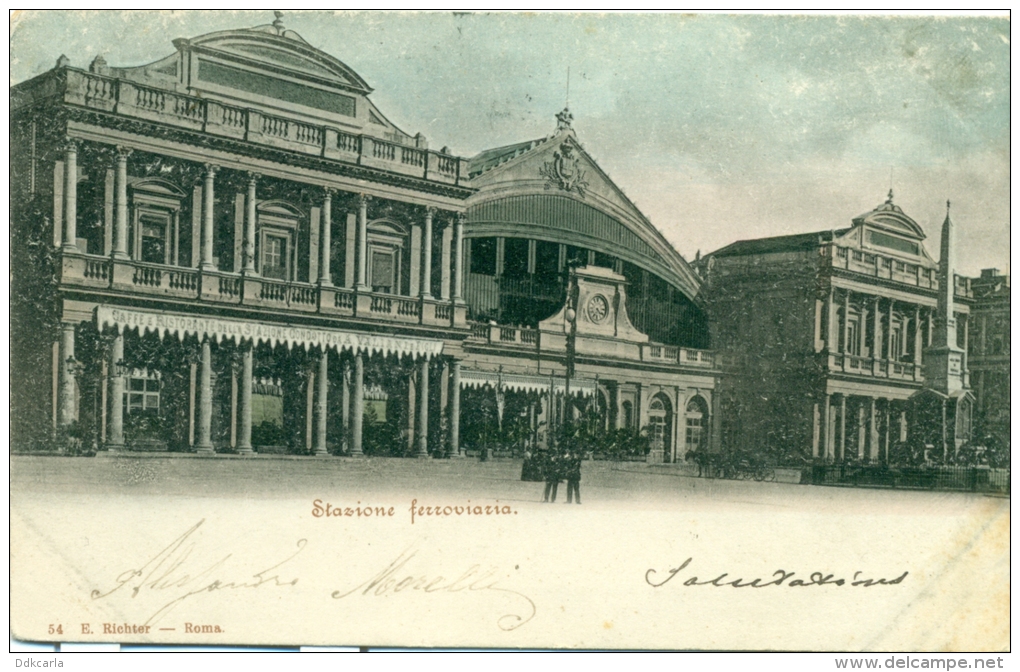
top-left (684, 395), bottom-right (709, 458)
top-left (647, 393), bottom-right (673, 463)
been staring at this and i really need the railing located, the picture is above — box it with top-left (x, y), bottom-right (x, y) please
top-left (58, 253), bottom-right (471, 328)
top-left (83, 258), bottom-right (110, 281)
top-left (825, 244), bottom-right (972, 297)
top-left (828, 353), bottom-right (922, 381)
top-left (396, 299), bottom-right (420, 317)
top-left (370, 296), bottom-right (393, 314)
top-left (810, 464), bottom-right (1009, 493)
top-left (334, 291), bottom-right (355, 310)
top-left (132, 265), bottom-right (162, 288)
top-left (470, 322), bottom-right (490, 339)
top-left (168, 269), bottom-right (198, 292)
top-left (219, 105), bottom-right (245, 129)
top-left (261, 114), bottom-right (289, 138)
top-left (54, 70), bottom-right (468, 186)
top-left (642, 343), bottom-right (714, 367)
top-left (337, 132), bottom-right (361, 153)
top-left (83, 73), bottom-right (115, 106)
top-left (218, 276), bottom-right (241, 298)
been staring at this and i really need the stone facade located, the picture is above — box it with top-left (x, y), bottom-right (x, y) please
top-left (699, 193), bottom-right (979, 463)
top-left (10, 17), bottom-right (718, 462)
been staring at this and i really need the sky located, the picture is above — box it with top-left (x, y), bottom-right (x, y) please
top-left (10, 11), bottom-right (1011, 276)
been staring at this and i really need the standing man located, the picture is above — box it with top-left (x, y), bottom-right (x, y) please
top-left (565, 450), bottom-right (582, 504)
top-left (543, 449), bottom-right (561, 503)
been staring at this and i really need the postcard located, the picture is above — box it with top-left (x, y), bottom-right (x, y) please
top-left (9, 11), bottom-right (1009, 651)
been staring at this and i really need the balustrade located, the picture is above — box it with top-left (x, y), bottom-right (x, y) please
top-left (168, 269), bottom-right (198, 292)
top-left (370, 296), bottom-right (393, 314)
top-left (396, 299), bottom-right (420, 317)
top-left (83, 258), bottom-right (110, 281)
top-left (132, 266), bottom-right (162, 287)
top-left (58, 69), bottom-right (467, 185)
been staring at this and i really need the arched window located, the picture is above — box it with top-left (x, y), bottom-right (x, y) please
top-left (621, 400), bottom-right (633, 429)
top-left (685, 396), bottom-right (709, 453)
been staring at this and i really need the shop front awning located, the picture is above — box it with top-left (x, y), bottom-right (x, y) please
top-left (96, 306), bottom-right (444, 359)
top-left (459, 368), bottom-right (597, 396)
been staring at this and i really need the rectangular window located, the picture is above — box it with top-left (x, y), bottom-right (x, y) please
top-left (867, 230), bottom-right (919, 256)
top-left (503, 238), bottom-right (530, 277)
top-left (565, 245), bottom-right (587, 269)
top-left (534, 241), bottom-right (560, 278)
top-left (847, 317), bottom-right (861, 356)
top-left (125, 377), bottom-right (159, 415)
top-left (263, 234), bottom-right (287, 280)
top-left (593, 251), bottom-right (615, 269)
top-left (139, 216), bottom-right (167, 264)
top-left (371, 249), bottom-right (394, 293)
top-left (470, 237), bottom-right (497, 276)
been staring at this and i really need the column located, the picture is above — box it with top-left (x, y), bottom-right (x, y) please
top-left (200, 164), bottom-right (218, 271)
top-left (315, 349), bottom-right (329, 456)
top-left (868, 397), bottom-right (879, 462)
top-left (61, 142), bottom-right (78, 252)
top-left (886, 299), bottom-right (895, 359)
top-left (112, 147), bottom-right (131, 260)
top-left (883, 403), bottom-right (891, 462)
top-left (416, 357), bottom-right (430, 457)
top-left (319, 188), bottom-right (333, 285)
top-left (857, 403), bottom-right (866, 460)
top-left (811, 401), bottom-right (821, 459)
top-left (452, 213), bottom-right (465, 303)
top-left (237, 342), bottom-right (253, 455)
top-left (826, 287), bottom-right (837, 351)
top-left (858, 298), bottom-right (867, 356)
top-left (420, 207), bottom-right (434, 299)
top-left (842, 290), bottom-right (850, 354)
top-left (838, 394), bottom-right (847, 462)
top-left (961, 313), bottom-right (969, 373)
top-left (244, 173), bottom-right (258, 274)
top-left (914, 305), bottom-right (923, 367)
top-left (341, 360), bottom-right (351, 453)
top-left (356, 194), bottom-right (369, 291)
top-left (821, 393), bottom-right (832, 461)
top-left (57, 323), bottom-right (76, 428)
top-left (449, 360), bottom-right (461, 456)
top-left (350, 353), bottom-right (364, 456)
top-left (440, 224), bottom-right (452, 300)
top-left (107, 333), bottom-right (125, 450)
top-left (195, 338), bottom-right (214, 454)
top-left (871, 296), bottom-right (881, 359)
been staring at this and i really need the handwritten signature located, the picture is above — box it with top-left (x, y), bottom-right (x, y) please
top-left (331, 544), bottom-right (537, 631)
top-left (90, 519), bottom-right (306, 625)
top-left (646, 557), bottom-right (908, 589)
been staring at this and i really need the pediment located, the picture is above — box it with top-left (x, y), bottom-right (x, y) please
top-left (179, 29), bottom-right (372, 95)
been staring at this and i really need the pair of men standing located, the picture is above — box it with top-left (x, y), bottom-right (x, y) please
top-left (541, 449), bottom-right (582, 504)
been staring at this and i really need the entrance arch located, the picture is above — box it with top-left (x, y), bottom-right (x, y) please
top-left (684, 395), bottom-right (709, 458)
top-left (647, 393), bottom-right (673, 463)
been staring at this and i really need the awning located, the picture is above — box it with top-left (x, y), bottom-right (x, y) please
top-left (460, 368), bottom-right (597, 397)
top-left (96, 306), bottom-right (444, 359)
